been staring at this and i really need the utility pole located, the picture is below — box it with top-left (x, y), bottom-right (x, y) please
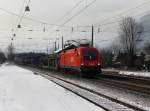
top-left (54, 41), bottom-right (57, 51)
top-left (58, 44), bottom-right (59, 50)
top-left (47, 46), bottom-right (49, 69)
top-left (62, 36), bottom-right (64, 49)
top-left (46, 47), bottom-right (48, 55)
top-left (91, 25), bottom-right (94, 47)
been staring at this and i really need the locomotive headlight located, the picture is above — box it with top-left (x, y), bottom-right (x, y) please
top-left (81, 63), bottom-right (84, 66)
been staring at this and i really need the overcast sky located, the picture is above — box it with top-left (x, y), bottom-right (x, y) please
top-left (0, 0), bottom-right (150, 53)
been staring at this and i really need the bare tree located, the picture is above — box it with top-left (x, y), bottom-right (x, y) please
top-left (144, 42), bottom-right (150, 54)
top-left (109, 43), bottom-right (121, 55)
top-left (7, 44), bottom-right (14, 62)
top-left (100, 48), bottom-right (113, 67)
top-left (119, 17), bottom-right (143, 66)
top-left (0, 49), bottom-right (5, 64)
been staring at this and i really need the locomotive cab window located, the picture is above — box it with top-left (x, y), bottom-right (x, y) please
top-left (83, 50), bottom-right (97, 60)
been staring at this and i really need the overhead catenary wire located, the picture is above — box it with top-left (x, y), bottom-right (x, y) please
top-left (0, 8), bottom-right (148, 33)
top-left (38, 0), bottom-right (88, 38)
top-left (73, 8), bottom-right (149, 28)
top-left (94, 0), bottom-right (150, 26)
top-left (1, 0), bottom-right (150, 49)
top-left (4, 6), bottom-right (150, 34)
top-left (0, 7), bottom-right (70, 28)
top-left (10, 0), bottom-right (27, 47)
top-left (61, 0), bottom-right (96, 25)
top-left (11, 0), bottom-right (32, 47)
top-left (16, 0), bottom-right (31, 29)
top-left (0, 0), bottom-right (148, 30)
top-left (96, 9), bottom-right (150, 32)
top-left (38, 0), bottom-right (97, 41)
top-left (55, 0), bottom-right (85, 24)
top-left (72, 0), bottom-right (150, 28)
top-left (14, 0), bottom-right (26, 30)
top-left (42, 6), bottom-right (150, 34)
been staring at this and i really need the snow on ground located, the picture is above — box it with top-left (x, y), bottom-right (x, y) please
top-left (103, 68), bottom-right (150, 78)
top-left (44, 69), bottom-right (150, 111)
top-left (119, 71), bottom-right (150, 78)
top-left (64, 77), bottom-right (150, 110)
top-left (0, 63), bottom-right (104, 111)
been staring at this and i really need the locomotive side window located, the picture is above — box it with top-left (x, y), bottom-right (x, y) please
top-left (83, 50), bottom-right (97, 60)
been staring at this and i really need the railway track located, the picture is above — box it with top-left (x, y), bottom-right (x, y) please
top-left (97, 75), bottom-right (150, 95)
top-left (102, 71), bottom-right (150, 83)
top-left (31, 71), bottom-right (147, 110)
top-left (99, 70), bottom-right (150, 95)
top-left (20, 65), bottom-right (150, 111)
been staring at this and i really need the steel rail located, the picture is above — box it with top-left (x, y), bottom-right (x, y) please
top-left (32, 70), bottom-right (144, 111)
top-left (18, 65), bottom-right (148, 111)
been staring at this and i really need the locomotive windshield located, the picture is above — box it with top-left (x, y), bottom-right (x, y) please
top-left (83, 50), bottom-right (97, 60)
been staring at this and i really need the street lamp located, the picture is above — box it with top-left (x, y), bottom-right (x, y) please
top-left (17, 24), bottom-right (21, 28)
top-left (25, 6), bottom-right (30, 12)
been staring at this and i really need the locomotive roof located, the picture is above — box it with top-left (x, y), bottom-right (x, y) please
top-left (54, 44), bottom-right (77, 54)
top-left (54, 44), bottom-right (97, 54)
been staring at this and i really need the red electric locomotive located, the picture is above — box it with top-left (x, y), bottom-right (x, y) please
top-left (58, 40), bottom-right (102, 74)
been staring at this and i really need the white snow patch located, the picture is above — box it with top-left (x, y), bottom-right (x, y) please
top-left (103, 68), bottom-right (150, 78)
top-left (0, 64), bottom-right (104, 111)
top-left (119, 71), bottom-right (150, 78)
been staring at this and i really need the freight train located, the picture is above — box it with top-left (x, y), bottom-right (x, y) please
top-left (15, 39), bottom-right (102, 75)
